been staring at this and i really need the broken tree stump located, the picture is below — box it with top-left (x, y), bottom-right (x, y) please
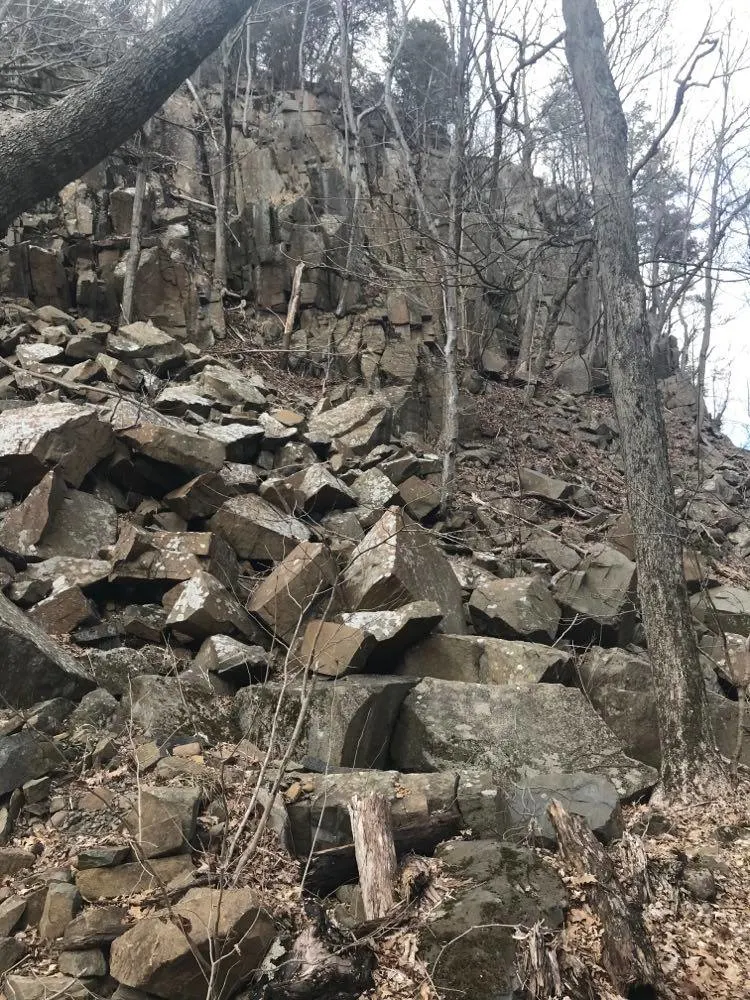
top-left (548, 799), bottom-right (658, 995)
top-left (347, 793), bottom-right (397, 920)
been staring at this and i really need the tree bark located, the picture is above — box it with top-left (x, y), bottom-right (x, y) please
top-left (120, 130), bottom-right (150, 325)
top-left (561, 0), bottom-right (724, 798)
top-left (282, 261), bottom-right (305, 367)
top-left (548, 800), bottom-right (658, 995)
top-left (0, 0), bottom-right (257, 233)
top-left (347, 794), bottom-right (397, 920)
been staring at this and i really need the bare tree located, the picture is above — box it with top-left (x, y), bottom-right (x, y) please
top-left (562, 0), bottom-right (725, 800)
top-left (0, 0), bottom-right (258, 232)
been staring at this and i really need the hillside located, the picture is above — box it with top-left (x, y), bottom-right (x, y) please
top-left (0, 84), bottom-right (748, 1000)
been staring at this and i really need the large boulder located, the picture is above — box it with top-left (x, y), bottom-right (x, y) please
top-left (210, 495), bottom-right (311, 561)
top-left (107, 321), bottom-right (186, 373)
top-left (300, 601), bottom-right (442, 676)
top-left (0, 730), bottom-right (67, 797)
top-left (119, 422), bottom-right (225, 476)
top-left (577, 645), bottom-right (750, 769)
top-left (248, 541), bottom-right (338, 643)
top-left (468, 576), bottom-right (560, 643)
top-left (341, 508), bottom-right (466, 633)
top-left (0, 592), bottom-right (95, 708)
top-left (234, 675), bottom-right (416, 769)
top-left (554, 543), bottom-right (637, 645)
top-left (421, 840), bottom-right (567, 1000)
top-left (691, 586), bottom-right (750, 636)
top-left (164, 571), bottom-right (261, 643)
top-left (306, 394), bottom-right (391, 453)
top-left (0, 402), bottom-right (114, 496)
top-left (397, 634), bottom-right (572, 684)
top-left (109, 888), bottom-right (274, 1000)
top-left (391, 677), bottom-right (657, 799)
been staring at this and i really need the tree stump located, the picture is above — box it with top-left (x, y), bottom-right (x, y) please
top-left (347, 793), bottom-right (397, 920)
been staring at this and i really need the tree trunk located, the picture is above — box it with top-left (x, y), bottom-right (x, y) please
top-left (562, 0), bottom-right (724, 799)
top-left (120, 131), bottom-right (149, 326)
top-left (0, 0), bottom-right (257, 233)
top-left (347, 794), bottom-right (397, 920)
top-left (282, 261), bottom-right (305, 366)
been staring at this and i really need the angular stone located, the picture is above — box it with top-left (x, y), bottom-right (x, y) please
top-left (39, 882), bottom-right (80, 940)
top-left (349, 468), bottom-right (400, 521)
top-left (194, 364), bottom-right (266, 408)
top-left (194, 636), bottom-right (268, 685)
top-left (75, 856), bottom-right (194, 902)
top-left (28, 585), bottom-right (100, 635)
top-left (109, 888), bottom-right (274, 1000)
top-left (63, 906), bottom-right (131, 949)
top-left (0, 896), bottom-right (26, 936)
top-left (499, 771), bottom-right (622, 844)
top-left (397, 475), bottom-right (440, 520)
top-left (58, 949), bottom-right (107, 978)
top-left (111, 526), bottom-right (238, 590)
top-left (126, 675), bottom-right (236, 744)
top-left (17, 342), bottom-right (64, 367)
top-left (124, 786), bottom-right (201, 859)
top-left (107, 322), bottom-right (186, 373)
top-left (258, 412), bottom-right (298, 448)
top-left (422, 840), bottom-right (567, 1000)
top-left (164, 473), bottom-right (228, 520)
top-left (235, 675), bottom-right (416, 769)
top-left (164, 570), bottom-right (260, 642)
top-left (397, 634), bottom-right (572, 684)
top-left (554, 543), bottom-right (637, 644)
top-left (82, 647), bottom-right (163, 698)
top-left (0, 936), bottom-right (26, 975)
top-left (119, 423), bottom-right (225, 475)
top-left (468, 576), bottom-right (560, 643)
top-left (248, 541), bottom-right (338, 643)
top-left (0, 591), bottom-right (95, 707)
top-left (5, 973), bottom-right (92, 1000)
top-left (0, 848), bottom-right (36, 876)
top-left (77, 846), bottom-right (131, 870)
top-left (691, 586), bottom-right (750, 635)
top-left (0, 402), bottom-right (114, 495)
top-left (0, 469), bottom-right (65, 556)
top-left (284, 464), bottom-right (356, 514)
top-left (306, 395), bottom-right (391, 453)
top-left (15, 557), bottom-right (111, 593)
top-left (154, 385), bottom-right (213, 418)
top-left (341, 508), bottom-right (466, 634)
top-left (210, 494), bottom-right (310, 561)
top-left (391, 678), bottom-right (658, 799)
top-left (37, 488), bottom-right (118, 560)
top-left (198, 422), bottom-right (264, 463)
top-left (524, 532), bottom-right (580, 572)
top-left (296, 621), bottom-right (370, 678)
top-left (302, 601), bottom-right (443, 677)
top-left (519, 467), bottom-right (595, 508)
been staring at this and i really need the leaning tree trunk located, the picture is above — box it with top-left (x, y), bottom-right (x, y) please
top-left (562, 0), bottom-right (724, 799)
top-left (0, 0), bottom-right (258, 233)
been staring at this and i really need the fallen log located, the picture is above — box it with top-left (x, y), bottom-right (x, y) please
top-left (548, 799), bottom-right (658, 996)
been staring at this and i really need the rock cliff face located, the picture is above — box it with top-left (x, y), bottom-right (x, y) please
top-left (0, 87), bottom-right (746, 1000)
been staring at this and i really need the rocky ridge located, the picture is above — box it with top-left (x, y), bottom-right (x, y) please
top-left (0, 289), bottom-right (746, 998)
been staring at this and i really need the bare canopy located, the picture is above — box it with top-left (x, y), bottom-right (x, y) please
top-left (0, 0), bottom-right (257, 233)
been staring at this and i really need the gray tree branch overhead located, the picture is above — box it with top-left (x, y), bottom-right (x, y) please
top-left (0, 0), bottom-right (257, 233)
